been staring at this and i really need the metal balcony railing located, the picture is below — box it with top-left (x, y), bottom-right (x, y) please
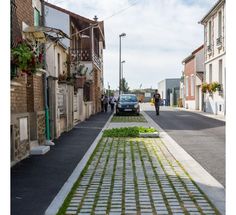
top-left (70, 49), bottom-right (102, 70)
top-left (70, 49), bottom-right (91, 62)
top-left (92, 51), bottom-right (102, 70)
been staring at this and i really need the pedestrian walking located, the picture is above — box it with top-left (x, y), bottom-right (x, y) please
top-left (103, 95), bottom-right (109, 112)
top-left (109, 95), bottom-right (116, 112)
top-left (101, 94), bottom-right (105, 112)
top-left (153, 89), bottom-right (161, 115)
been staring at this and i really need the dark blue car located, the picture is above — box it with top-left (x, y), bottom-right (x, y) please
top-left (116, 94), bottom-right (140, 115)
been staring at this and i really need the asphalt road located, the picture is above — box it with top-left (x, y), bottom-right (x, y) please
top-left (145, 106), bottom-right (225, 187)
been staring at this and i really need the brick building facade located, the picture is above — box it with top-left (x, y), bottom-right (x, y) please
top-left (11, 0), bottom-right (46, 165)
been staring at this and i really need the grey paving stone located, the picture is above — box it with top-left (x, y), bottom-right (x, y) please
top-left (79, 208), bottom-right (92, 213)
top-left (65, 210), bottom-right (77, 215)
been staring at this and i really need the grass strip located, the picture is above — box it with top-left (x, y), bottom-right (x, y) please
top-left (103, 126), bottom-right (157, 138)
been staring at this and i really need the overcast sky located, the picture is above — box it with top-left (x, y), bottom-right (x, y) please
top-left (48, 0), bottom-right (216, 90)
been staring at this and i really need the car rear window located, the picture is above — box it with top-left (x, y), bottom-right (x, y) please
top-left (120, 95), bottom-right (137, 102)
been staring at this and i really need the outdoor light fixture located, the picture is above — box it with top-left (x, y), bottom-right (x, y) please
top-left (119, 33), bottom-right (126, 95)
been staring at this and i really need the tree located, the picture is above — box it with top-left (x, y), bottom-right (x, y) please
top-left (121, 78), bottom-right (129, 93)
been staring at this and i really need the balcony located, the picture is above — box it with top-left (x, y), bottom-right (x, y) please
top-left (70, 48), bottom-right (102, 70)
top-left (70, 49), bottom-right (91, 62)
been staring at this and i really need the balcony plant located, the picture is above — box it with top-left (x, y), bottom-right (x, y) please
top-left (201, 82), bottom-right (209, 93)
top-left (210, 82), bottom-right (222, 92)
top-left (11, 41), bottom-right (43, 77)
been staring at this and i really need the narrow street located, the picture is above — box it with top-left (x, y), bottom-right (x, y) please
top-left (143, 104), bottom-right (225, 187)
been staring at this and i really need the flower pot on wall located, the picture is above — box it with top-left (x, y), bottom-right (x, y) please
top-left (75, 76), bottom-right (86, 89)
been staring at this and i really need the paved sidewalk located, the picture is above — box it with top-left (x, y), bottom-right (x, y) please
top-left (11, 112), bottom-right (112, 215)
top-left (54, 114), bottom-right (223, 215)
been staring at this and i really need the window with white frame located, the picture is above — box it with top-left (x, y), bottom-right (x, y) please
top-left (185, 76), bottom-right (189, 97)
top-left (34, 8), bottom-right (40, 26)
top-left (191, 75), bottom-right (195, 97)
top-left (57, 53), bottom-right (61, 75)
top-left (208, 21), bottom-right (212, 45)
top-left (209, 64), bottom-right (212, 83)
top-left (218, 11), bottom-right (222, 38)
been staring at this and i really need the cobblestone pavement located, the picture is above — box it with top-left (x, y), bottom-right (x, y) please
top-left (63, 137), bottom-right (219, 215)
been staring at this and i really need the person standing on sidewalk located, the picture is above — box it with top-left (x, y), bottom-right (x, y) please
top-left (109, 95), bottom-right (116, 112)
top-left (101, 94), bottom-right (104, 112)
top-left (103, 95), bottom-right (109, 112)
top-left (153, 89), bottom-right (161, 115)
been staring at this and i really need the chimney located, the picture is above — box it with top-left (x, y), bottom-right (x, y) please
top-left (93, 15), bottom-right (98, 22)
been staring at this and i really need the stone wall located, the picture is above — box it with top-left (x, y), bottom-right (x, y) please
top-left (37, 111), bottom-right (45, 145)
top-left (11, 113), bottom-right (30, 164)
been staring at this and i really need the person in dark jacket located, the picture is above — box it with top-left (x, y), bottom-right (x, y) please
top-left (153, 89), bottom-right (161, 115)
top-left (109, 96), bottom-right (116, 112)
top-left (103, 95), bottom-right (109, 112)
top-left (101, 94), bottom-right (104, 112)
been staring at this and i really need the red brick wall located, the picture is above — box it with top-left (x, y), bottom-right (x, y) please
top-left (184, 58), bottom-right (195, 101)
top-left (12, 0), bottom-right (34, 44)
top-left (11, 76), bottom-right (27, 113)
top-left (27, 75), bottom-right (34, 112)
top-left (11, 0), bottom-right (34, 114)
top-left (33, 75), bottom-right (45, 111)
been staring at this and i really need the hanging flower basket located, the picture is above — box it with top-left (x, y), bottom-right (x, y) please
top-left (11, 41), bottom-right (43, 77)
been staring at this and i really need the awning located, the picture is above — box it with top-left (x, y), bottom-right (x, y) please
top-left (23, 26), bottom-right (71, 43)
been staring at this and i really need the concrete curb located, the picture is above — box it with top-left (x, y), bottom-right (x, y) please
top-left (142, 111), bottom-right (225, 215)
top-left (44, 113), bottom-right (114, 215)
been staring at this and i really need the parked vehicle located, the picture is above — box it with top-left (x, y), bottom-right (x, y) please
top-left (116, 94), bottom-right (140, 115)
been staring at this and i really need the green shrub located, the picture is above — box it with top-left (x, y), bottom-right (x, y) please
top-left (103, 126), bottom-right (157, 137)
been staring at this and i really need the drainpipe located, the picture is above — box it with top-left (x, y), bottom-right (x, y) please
top-left (42, 0), bottom-right (54, 146)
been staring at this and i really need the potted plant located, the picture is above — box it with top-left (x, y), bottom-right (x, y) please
top-left (11, 41), bottom-right (43, 77)
top-left (58, 71), bottom-right (67, 82)
top-left (201, 82), bottom-right (209, 93)
top-left (210, 82), bottom-right (222, 92)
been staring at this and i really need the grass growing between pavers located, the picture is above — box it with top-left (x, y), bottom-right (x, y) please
top-left (56, 136), bottom-right (221, 215)
top-left (111, 114), bottom-right (147, 122)
top-left (56, 138), bottom-right (109, 215)
top-left (103, 126), bottom-right (157, 137)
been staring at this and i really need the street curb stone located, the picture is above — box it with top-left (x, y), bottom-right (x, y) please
top-left (44, 113), bottom-right (114, 215)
